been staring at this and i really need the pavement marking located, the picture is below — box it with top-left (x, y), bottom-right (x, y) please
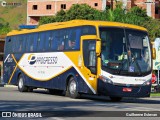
top-left (49, 117), bottom-right (65, 120)
top-left (122, 106), bottom-right (160, 111)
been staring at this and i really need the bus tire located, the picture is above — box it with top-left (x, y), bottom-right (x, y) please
top-left (110, 97), bottom-right (122, 102)
top-left (67, 77), bottom-right (80, 99)
top-left (18, 74), bottom-right (28, 92)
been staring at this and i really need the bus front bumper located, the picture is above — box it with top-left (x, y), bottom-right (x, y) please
top-left (98, 79), bottom-right (151, 97)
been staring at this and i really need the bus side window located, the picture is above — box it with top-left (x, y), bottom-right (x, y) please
top-left (65, 28), bottom-right (76, 50)
top-left (30, 34), bottom-right (34, 52)
top-left (65, 27), bottom-right (80, 50)
top-left (45, 31), bottom-right (52, 51)
top-left (33, 33), bottom-right (38, 52)
top-left (81, 26), bottom-right (96, 35)
top-left (57, 30), bottom-right (65, 51)
top-left (25, 34), bottom-right (29, 52)
top-left (22, 35), bottom-right (26, 53)
top-left (37, 32), bottom-right (45, 52)
top-left (26, 34), bottom-right (33, 52)
top-left (5, 37), bottom-right (12, 54)
top-left (18, 35), bottom-right (23, 52)
top-left (12, 36), bottom-right (17, 53)
top-left (51, 31), bottom-right (57, 50)
top-left (75, 28), bottom-right (81, 50)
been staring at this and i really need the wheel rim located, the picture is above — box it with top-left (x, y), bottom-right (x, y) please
top-left (69, 80), bottom-right (76, 95)
top-left (19, 77), bottom-right (23, 89)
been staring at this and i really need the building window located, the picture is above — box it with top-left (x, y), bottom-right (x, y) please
top-left (155, 5), bottom-right (159, 14)
top-left (46, 5), bottom-right (52, 10)
top-left (33, 5), bottom-right (38, 10)
top-left (61, 4), bottom-right (66, 9)
top-left (94, 3), bottom-right (98, 7)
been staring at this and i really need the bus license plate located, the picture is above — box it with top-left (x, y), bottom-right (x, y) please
top-left (123, 88), bottom-right (132, 92)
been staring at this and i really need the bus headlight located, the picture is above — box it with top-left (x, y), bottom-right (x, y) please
top-left (143, 79), bottom-right (151, 86)
top-left (99, 76), bottom-right (113, 84)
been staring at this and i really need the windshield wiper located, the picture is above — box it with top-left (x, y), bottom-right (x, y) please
top-left (118, 54), bottom-right (126, 74)
top-left (123, 28), bottom-right (142, 75)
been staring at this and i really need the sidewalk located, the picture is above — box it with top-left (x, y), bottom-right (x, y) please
top-left (4, 84), bottom-right (17, 88)
top-left (0, 76), bottom-right (4, 87)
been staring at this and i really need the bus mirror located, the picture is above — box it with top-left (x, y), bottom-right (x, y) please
top-left (152, 47), bottom-right (156, 59)
top-left (96, 41), bottom-right (101, 55)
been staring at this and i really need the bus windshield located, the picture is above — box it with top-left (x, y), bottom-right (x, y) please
top-left (100, 27), bottom-right (151, 76)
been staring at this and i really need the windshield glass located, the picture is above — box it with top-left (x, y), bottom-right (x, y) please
top-left (100, 27), bottom-right (151, 76)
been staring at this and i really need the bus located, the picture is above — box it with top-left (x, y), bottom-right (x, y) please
top-left (3, 20), bottom-right (155, 101)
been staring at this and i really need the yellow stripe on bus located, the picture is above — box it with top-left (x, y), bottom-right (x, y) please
top-left (7, 54), bottom-right (18, 84)
top-left (17, 65), bottom-right (73, 81)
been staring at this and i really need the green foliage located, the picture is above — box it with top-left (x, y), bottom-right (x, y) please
top-left (65, 4), bottom-right (97, 20)
top-left (56, 9), bottom-right (67, 22)
top-left (0, 18), bottom-right (11, 35)
top-left (124, 7), bottom-right (150, 26)
top-left (143, 19), bottom-right (160, 41)
top-left (39, 16), bottom-right (56, 25)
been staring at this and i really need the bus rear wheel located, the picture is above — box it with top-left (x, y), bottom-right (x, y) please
top-left (67, 77), bottom-right (80, 99)
top-left (110, 97), bottom-right (122, 102)
top-left (18, 74), bottom-right (28, 92)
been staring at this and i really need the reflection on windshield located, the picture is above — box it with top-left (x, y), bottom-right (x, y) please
top-left (100, 27), bottom-right (151, 76)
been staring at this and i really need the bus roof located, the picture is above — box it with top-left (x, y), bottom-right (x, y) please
top-left (7, 20), bottom-right (147, 36)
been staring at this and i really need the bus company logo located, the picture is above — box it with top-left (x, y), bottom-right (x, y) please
top-left (28, 54), bottom-right (36, 65)
top-left (27, 54), bottom-right (58, 65)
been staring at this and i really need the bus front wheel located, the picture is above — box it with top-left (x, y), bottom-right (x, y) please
top-left (18, 74), bottom-right (28, 92)
top-left (67, 77), bottom-right (80, 99)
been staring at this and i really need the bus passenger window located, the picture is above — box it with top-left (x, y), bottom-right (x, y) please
top-left (49, 36), bottom-right (52, 48)
top-left (29, 40), bottom-right (33, 52)
top-left (68, 39), bottom-right (75, 49)
top-left (12, 36), bottom-right (17, 53)
top-left (58, 40), bottom-right (64, 50)
top-left (81, 26), bottom-right (96, 35)
top-left (57, 30), bottom-right (65, 51)
top-left (65, 28), bottom-right (78, 50)
top-left (19, 40), bottom-right (22, 52)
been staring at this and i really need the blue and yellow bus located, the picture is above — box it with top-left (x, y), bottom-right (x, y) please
top-left (3, 20), bottom-right (155, 101)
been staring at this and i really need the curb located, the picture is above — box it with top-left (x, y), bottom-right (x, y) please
top-left (150, 96), bottom-right (160, 98)
top-left (4, 85), bottom-right (17, 88)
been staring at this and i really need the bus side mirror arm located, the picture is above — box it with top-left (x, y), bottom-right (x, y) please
top-left (152, 48), bottom-right (156, 59)
top-left (96, 40), bottom-right (101, 56)
top-left (152, 43), bottom-right (156, 60)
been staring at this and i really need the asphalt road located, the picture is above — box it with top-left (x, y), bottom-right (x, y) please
top-left (0, 86), bottom-right (160, 119)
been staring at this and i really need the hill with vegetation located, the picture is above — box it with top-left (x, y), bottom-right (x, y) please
top-left (0, 0), bottom-right (27, 30)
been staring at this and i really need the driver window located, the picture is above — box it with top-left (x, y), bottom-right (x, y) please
top-left (100, 31), bottom-right (112, 64)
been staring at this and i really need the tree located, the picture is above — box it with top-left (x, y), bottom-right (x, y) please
top-left (143, 19), bottom-right (160, 41)
top-left (55, 9), bottom-right (67, 22)
top-left (124, 6), bottom-right (151, 26)
top-left (39, 16), bottom-right (56, 25)
top-left (106, 2), bottom-right (125, 22)
top-left (65, 4), bottom-right (98, 20)
top-left (39, 4), bottom-right (101, 25)
top-left (0, 18), bottom-right (11, 35)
